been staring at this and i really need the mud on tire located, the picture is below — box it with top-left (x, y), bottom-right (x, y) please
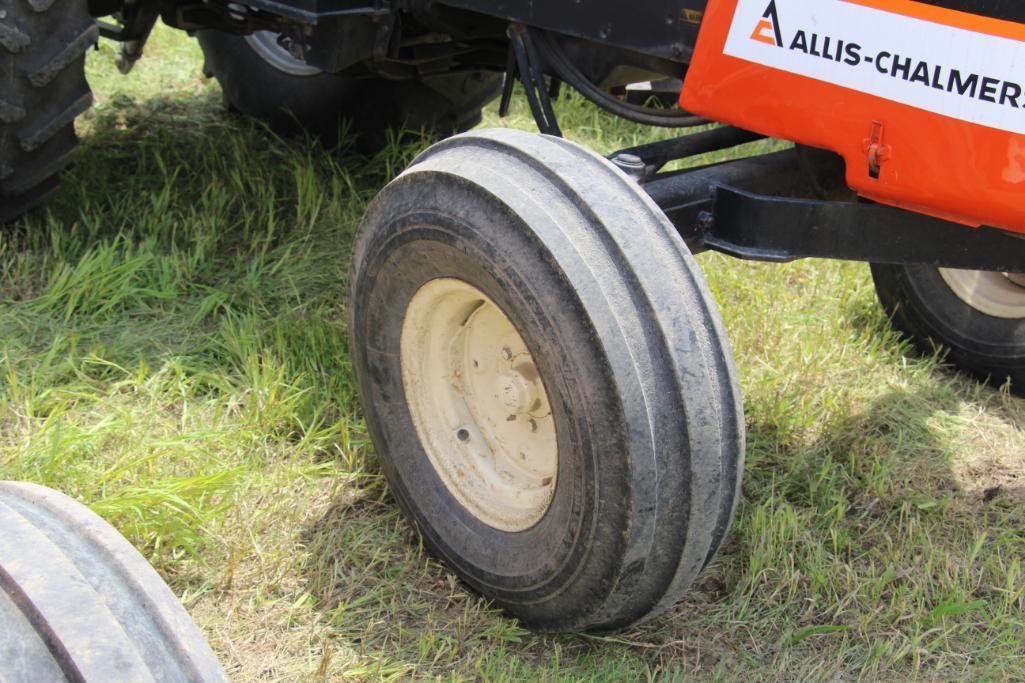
top-left (0, 0), bottom-right (96, 223)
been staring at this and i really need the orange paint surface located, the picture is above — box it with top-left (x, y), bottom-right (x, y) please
top-left (681, 0), bottom-right (1025, 233)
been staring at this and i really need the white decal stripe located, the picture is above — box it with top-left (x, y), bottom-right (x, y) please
top-left (724, 0), bottom-right (1025, 135)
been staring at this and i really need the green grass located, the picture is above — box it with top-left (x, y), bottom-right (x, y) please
top-left (3, 25), bottom-right (1024, 681)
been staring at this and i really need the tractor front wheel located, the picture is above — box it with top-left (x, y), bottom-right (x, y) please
top-left (348, 128), bottom-right (745, 631)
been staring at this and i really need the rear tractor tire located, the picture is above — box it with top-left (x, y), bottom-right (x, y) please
top-left (0, 0), bottom-right (96, 223)
top-left (872, 264), bottom-right (1025, 394)
top-left (0, 482), bottom-right (227, 682)
top-left (348, 128), bottom-right (746, 631)
top-left (197, 30), bottom-right (501, 151)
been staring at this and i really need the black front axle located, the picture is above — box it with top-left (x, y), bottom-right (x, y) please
top-left (637, 140), bottom-right (1025, 273)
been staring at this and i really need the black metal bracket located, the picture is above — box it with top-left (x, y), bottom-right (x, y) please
top-left (99, 5), bottom-right (160, 73)
top-left (641, 147), bottom-right (1025, 272)
top-left (702, 187), bottom-right (1025, 272)
top-left (95, 5), bottom-right (158, 42)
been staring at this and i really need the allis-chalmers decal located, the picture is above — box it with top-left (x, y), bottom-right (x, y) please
top-left (724, 0), bottom-right (1025, 135)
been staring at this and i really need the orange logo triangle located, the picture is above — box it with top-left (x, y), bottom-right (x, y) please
top-left (750, 1), bottom-right (783, 47)
top-left (751, 19), bottom-right (778, 45)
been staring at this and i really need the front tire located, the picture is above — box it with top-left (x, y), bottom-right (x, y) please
top-left (197, 30), bottom-right (501, 151)
top-left (348, 129), bottom-right (745, 631)
top-left (871, 263), bottom-right (1025, 393)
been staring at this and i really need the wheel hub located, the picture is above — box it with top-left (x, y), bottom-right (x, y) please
top-left (495, 369), bottom-right (538, 414)
top-left (400, 278), bottom-right (558, 532)
top-left (244, 31), bottom-right (321, 77)
top-left (939, 268), bottom-right (1025, 319)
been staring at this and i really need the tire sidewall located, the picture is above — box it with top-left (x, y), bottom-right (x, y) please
top-left (350, 173), bottom-right (633, 623)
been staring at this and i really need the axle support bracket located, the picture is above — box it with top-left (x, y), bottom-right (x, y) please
top-left (700, 187), bottom-right (1025, 273)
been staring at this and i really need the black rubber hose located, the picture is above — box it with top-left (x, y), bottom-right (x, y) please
top-left (531, 30), bottom-right (708, 128)
top-left (510, 26), bottom-right (562, 136)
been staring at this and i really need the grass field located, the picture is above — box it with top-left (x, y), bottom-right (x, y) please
top-left (2, 25), bottom-right (1024, 681)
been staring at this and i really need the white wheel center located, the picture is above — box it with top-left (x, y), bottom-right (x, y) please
top-left (939, 268), bottom-right (1025, 319)
top-left (495, 371), bottom-right (538, 413)
top-left (400, 278), bottom-right (558, 532)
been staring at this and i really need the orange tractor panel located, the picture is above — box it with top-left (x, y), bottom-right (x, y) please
top-left (681, 0), bottom-right (1025, 234)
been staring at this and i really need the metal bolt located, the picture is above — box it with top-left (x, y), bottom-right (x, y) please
top-left (611, 153), bottom-right (646, 181)
top-left (697, 211), bottom-right (715, 232)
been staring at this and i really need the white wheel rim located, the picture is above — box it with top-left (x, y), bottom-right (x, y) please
top-left (244, 31), bottom-right (322, 77)
top-left (400, 278), bottom-right (558, 532)
top-left (939, 268), bottom-right (1025, 319)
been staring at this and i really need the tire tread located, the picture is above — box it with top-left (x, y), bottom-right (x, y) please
top-left (0, 4), bottom-right (94, 222)
top-left (0, 482), bottom-right (227, 682)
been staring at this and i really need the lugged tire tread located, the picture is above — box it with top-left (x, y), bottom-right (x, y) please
top-left (3, 143), bottom-right (76, 195)
top-left (0, 23), bottom-right (31, 53)
top-left (0, 1), bottom-right (94, 222)
top-left (26, 24), bottom-right (97, 88)
top-left (0, 175), bottom-right (57, 223)
top-left (18, 91), bottom-right (91, 151)
top-left (0, 95), bottom-right (27, 124)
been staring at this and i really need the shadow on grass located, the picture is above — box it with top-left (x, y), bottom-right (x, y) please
top-left (296, 485), bottom-right (717, 678)
top-left (291, 370), bottom-right (1024, 677)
